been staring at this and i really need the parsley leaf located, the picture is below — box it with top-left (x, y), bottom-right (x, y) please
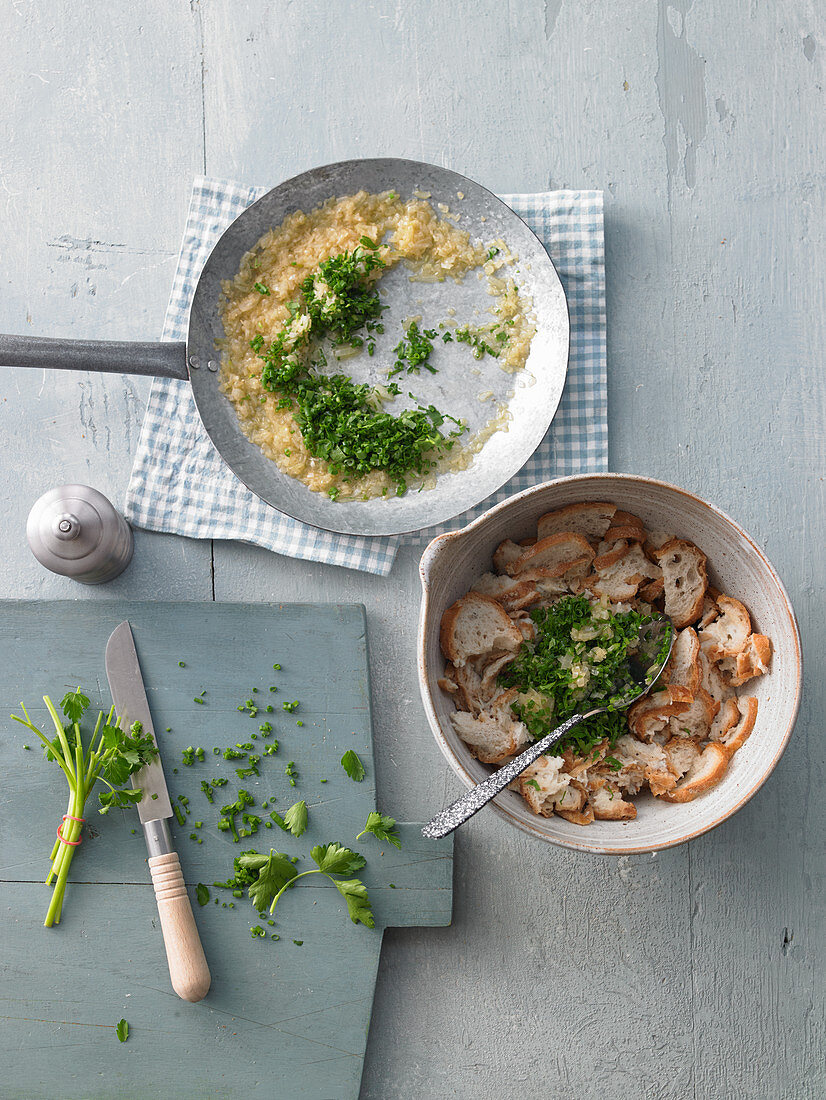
top-left (310, 842), bottom-right (366, 875)
top-left (282, 800), bottom-right (308, 838)
top-left (116, 1018), bottom-right (129, 1043)
top-left (356, 811), bottom-right (401, 849)
top-left (334, 879), bottom-right (375, 927)
top-left (340, 750), bottom-right (365, 782)
top-left (60, 690), bottom-right (90, 724)
top-left (243, 849), bottom-right (298, 912)
top-left (195, 883), bottom-right (210, 907)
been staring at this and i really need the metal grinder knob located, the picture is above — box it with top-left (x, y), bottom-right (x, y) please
top-left (26, 484), bottom-right (134, 584)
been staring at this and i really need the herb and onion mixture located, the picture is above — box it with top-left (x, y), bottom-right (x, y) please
top-left (218, 190), bottom-right (536, 501)
top-left (500, 595), bottom-right (671, 757)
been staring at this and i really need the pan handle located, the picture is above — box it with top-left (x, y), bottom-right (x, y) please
top-left (0, 334), bottom-right (189, 380)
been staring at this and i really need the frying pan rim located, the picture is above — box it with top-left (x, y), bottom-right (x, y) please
top-left (185, 157), bottom-right (571, 537)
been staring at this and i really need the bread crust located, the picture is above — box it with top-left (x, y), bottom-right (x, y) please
top-left (506, 532), bottom-right (595, 578)
top-left (535, 501), bottom-right (616, 542)
top-left (659, 743), bottom-right (730, 803)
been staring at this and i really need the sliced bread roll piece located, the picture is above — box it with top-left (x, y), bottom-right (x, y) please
top-left (638, 576), bottom-right (665, 604)
top-left (505, 532), bottom-right (595, 578)
top-left (518, 754), bottom-right (572, 816)
top-left (593, 538), bottom-right (629, 571)
top-left (612, 734), bottom-right (677, 796)
top-left (698, 594), bottom-right (752, 659)
top-left (659, 742), bottom-right (729, 802)
top-left (652, 538), bottom-right (708, 629)
top-left (668, 688), bottom-right (717, 741)
top-left (603, 510), bottom-right (646, 544)
top-left (479, 652), bottom-right (518, 698)
top-left (536, 502), bottom-right (616, 542)
top-left (718, 633), bottom-right (772, 686)
top-left (627, 686), bottom-right (693, 742)
top-left (493, 539), bottom-right (524, 575)
top-left (439, 662), bottom-right (488, 715)
top-left (588, 779), bottom-right (637, 820)
top-left (471, 570), bottom-right (568, 614)
top-left (662, 736), bottom-right (701, 780)
top-left (709, 696), bottom-right (740, 743)
top-left (587, 541), bottom-right (661, 602)
top-left (662, 628), bottom-right (701, 693)
top-left (717, 695), bottom-right (758, 755)
top-left (450, 689), bottom-right (530, 764)
top-left (699, 646), bottom-right (734, 711)
top-left (555, 781), bottom-right (594, 824)
top-left (440, 592), bottom-right (524, 668)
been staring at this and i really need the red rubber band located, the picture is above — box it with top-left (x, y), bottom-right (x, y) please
top-left (63, 814), bottom-right (85, 823)
top-left (57, 821), bottom-right (83, 846)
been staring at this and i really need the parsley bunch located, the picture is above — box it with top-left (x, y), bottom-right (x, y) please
top-left (12, 690), bottom-right (158, 927)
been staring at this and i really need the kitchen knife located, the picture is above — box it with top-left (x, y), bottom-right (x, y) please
top-left (105, 620), bottom-right (211, 1003)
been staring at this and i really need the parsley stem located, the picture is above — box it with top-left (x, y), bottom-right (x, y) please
top-left (268, 868), bottom-right (321, 914)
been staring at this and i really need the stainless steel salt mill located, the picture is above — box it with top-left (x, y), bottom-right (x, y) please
top-left (26, 484), bottom-right (134, 584)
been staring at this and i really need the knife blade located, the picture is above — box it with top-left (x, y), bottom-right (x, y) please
top-left (104, 619), bottom-right (210, 1003)
top-left (104, 620), bottom-right (172, 823)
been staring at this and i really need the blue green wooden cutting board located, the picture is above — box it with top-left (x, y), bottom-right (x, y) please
top-left (0, 601), bottom-right (453, 1100)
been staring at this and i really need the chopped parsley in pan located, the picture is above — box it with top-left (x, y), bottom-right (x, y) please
top-left (252, 245), bottom-right (467, 496)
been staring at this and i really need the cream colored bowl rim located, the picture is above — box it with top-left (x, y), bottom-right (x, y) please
top-left (417, 473), bottom-right (803, 854)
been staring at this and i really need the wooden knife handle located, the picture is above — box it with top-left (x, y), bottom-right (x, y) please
top-left (147, 852), bottom-right (211, 1002)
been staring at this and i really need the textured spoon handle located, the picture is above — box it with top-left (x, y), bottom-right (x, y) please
top-left (422, 712), bottom-right (588, 839)
top-left (148, 852), bottom-right (211, 1002)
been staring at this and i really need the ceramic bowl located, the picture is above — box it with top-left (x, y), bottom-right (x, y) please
top-left (417, 474), bottom-right (802, 854)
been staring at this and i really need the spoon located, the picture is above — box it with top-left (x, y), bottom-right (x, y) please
top-left (422, 615), bottom-right (674, 839)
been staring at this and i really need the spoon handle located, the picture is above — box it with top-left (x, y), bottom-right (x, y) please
top-left (422, 711), bottom-right (591, 839)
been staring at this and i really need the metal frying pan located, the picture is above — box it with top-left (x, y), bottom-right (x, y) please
top-left (0, 159), bottom-right (569, 536)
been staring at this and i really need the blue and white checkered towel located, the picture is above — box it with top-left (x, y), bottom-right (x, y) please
top-left (124, 178), bottom-right (606, 575)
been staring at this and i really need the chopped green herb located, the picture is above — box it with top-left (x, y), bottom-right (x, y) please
top-left (500, 595), bottom-right (673, 757)
top-left (116, 1018), bottom-right (129, 1043)
top-left (389, 321), bottom-right (438, 377)
top-left (253, 282), bottom-right (271, 296)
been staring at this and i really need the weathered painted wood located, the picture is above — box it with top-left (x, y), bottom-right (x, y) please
top-left (0, 0), bottom-right (822, 1097)
top-left (0, 0), bottom-right (211, 604)
top-left (0, 599), bottom-right (452, 1099)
